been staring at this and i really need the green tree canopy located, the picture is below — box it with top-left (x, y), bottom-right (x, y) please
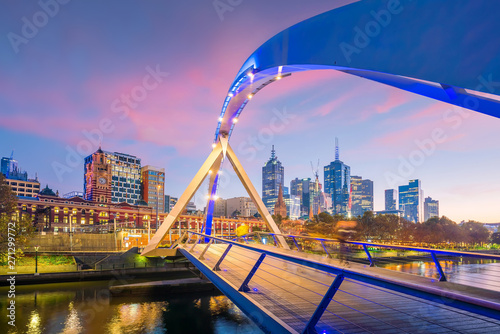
top-left (1, 174), bottom-right (35, 261)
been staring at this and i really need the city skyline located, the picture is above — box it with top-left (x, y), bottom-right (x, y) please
top-left (1, 1), bottom-right (499, 223)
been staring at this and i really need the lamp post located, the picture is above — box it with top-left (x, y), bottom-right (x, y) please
top-left (69, 214), bottom-right (73, 251)
top-left (34, 246), bottom-right (40, 275)
top-left (156, 184), bottom-right (160, 233)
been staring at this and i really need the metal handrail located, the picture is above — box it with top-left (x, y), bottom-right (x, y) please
top-left (181, 230), bottom-right (500, 330)
top-left (248, 232), bottom-right (500, 260)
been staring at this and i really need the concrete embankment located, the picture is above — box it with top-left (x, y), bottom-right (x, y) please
top-left (110, 277), bottom-right (217, 296)
top-left (0, 263), bottom-right (198, 286)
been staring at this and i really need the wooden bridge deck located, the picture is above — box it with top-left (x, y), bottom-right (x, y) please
top-left (181, 243), bottom-right (500, 334)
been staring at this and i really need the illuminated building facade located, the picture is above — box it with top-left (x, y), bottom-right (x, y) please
top-left (1, 153), bottom-right (40, 198)
top-left (84, 148), bottom-right (141, 205)
top-left (424, 196), bottom-right (439, 221)
top-left (290, 177), bottom-right (321, 216)
top-left (262, 146), bottom-right (284, 213)
top-left (284, 194), bottom-right (301, 220)
top-left (385, 189), bottom-right (397, 211)
top-left (4, 178), bottom-right (40, 198)
top-left (351, 176), bottom-right (373, 217)
top-left (323, 139), bottom-right (351, 217)
top-left (227, 197), bottom-right (257, 217)
top-left (141, 165), bottom-right (165, 213)
top-left (399, 179), bottom-right (423, 223)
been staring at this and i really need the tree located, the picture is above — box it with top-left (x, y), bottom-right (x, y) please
top-left (0, 173), bottom-right (35, 262)
top-left (491, 232), bottom-right (500, 244)
top-left (396, 217), bottom-right (416, 242)
top-left (317, 212), bottom-right (335, 224)
top-left (357, 211), bottom-right (376, 240)
top-left (0, 173), bottom-right (16, 214)
top-left (461, 221), bottom-right (490, 244)
top-left (272, 214), bottom-right (283, 225)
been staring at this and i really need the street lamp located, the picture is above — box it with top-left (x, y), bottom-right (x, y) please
top-left (69, 214), bottom-right (73, 251)
top-left (155, 184), bottom-right (160, 234)
top-left (34, 246), bottom-right (40, 275)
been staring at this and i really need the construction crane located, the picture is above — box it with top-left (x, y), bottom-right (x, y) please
top-left (310, 159), bottom-right (320, 183)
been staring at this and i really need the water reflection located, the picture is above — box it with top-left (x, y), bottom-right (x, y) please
top-left (381, 259), bottom-right (500, 291)
top-left (0, 281), bottom-right (262, 334)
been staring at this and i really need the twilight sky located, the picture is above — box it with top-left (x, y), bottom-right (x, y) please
top-left (1, 0), bottom-right (499, 223)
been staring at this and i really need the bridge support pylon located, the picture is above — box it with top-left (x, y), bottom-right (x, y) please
top-left (142, 135), bottom-right (289, 256)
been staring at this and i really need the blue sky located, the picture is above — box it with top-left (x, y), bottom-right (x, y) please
top-left (1, 0), bottom-right (499, 223)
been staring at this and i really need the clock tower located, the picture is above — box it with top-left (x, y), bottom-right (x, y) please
top-left (84, 147), bottom-right (111, 203)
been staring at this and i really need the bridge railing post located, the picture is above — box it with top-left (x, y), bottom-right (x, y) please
top-left (431, 251), bottom-right (447, 282)
top-left (292, 237), bottom-right (301, 251)
top-left (182, 232), bottom-right (193, 248)
top-left (239, 253), bottom-right (266, 292)
top-left (213, 244), bottom-right (232, 271)
top-left (320, 240), bottom-right (331, 258)
top-left (189, 235), bottom-right (201, 252)
top-left (363, 245), bottom-right (375, 267)
top-left (302, 273), bottom-right (344, 334)
top-left (271, 235), bottom-right (278, 247)
top-left (199, 239), bottom-right (214, 260)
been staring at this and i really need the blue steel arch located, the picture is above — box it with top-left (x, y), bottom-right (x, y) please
top-left (203, 0), bottom-right (500, 235)
top-left (214, 0), bottom-right (500, 143)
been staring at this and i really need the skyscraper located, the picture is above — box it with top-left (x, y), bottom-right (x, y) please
top-left (424, 197), bottom-right (439, 221)
top-left (399, 179), bottom-right (423, 223)
top-left (84, 148), bottom-right (142, 205)
top-left (290, 177), bottom-right (321, 216)
top-left (284, 194), bottom-right (301, 220)
top-left (351, 176), bottom-right (373, 217)
top-left (262, 146), bottom-right (284, 213)
top-left (324, 138), bottom-right (351, 217)
top-left (385, 189), bottom-right (397, 211)
top-left (141, 165), bottom-right (165, 213)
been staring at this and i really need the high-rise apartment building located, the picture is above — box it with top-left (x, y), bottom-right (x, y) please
top-left (284, 194), bottom-right (301, 220)
top-left (141, 165), bottom-right (165, 213)
top-left (424, 197), bottom-right (439, 221)
top-left (262, 146), bottom-right (284, 213)
top-left (290, 177), bottom-right (321, 216)
top-left (1, 153), bottom-right (40, 198)
top-left (324, 138), bottom-right (351, 217)
top-left (399, 179), bottom-right (423, 223)
top-left (351, 176), bottom-right (373, 217)
top-left (213, 198), bottom-right (227, 217)
top-left (164, 195), bottom-right (178, 213)
top-left (84, 148), bottom-right (141, 205)
top-left (226, 197), bottom-right (257, 217)
top-left (385, 189), bottom-right (397, 211)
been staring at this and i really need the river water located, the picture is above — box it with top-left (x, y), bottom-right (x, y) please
top-left (0, 279), bottom-right (263, 334)
top-left (2, 259), bottom-right (498, 333)
top-left (378, 258), bottom-right (500, 292)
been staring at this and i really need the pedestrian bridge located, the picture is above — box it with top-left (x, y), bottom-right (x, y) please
top-left (140, 1), bottom-right (500, 332)
top-left (174, 231), bottom-right (500, 333)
